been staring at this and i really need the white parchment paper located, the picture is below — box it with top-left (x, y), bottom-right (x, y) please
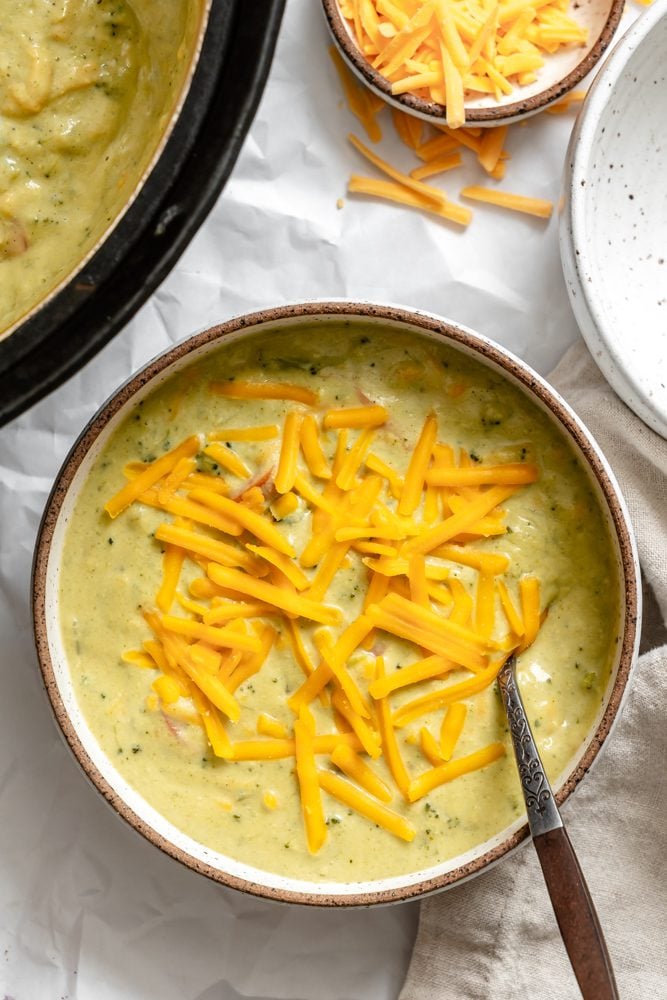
top-left (0, 1), bottom-right (639, 996)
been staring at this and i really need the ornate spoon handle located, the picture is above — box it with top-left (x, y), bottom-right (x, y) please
top-left (498, 657), bottom-right (619, 1000)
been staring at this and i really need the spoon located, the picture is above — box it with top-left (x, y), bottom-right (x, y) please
top-left (497, 654), bottom-right (619, 999)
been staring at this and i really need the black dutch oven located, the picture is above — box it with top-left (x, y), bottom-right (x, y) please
top-left (0, 0), bottom-right (286, 426)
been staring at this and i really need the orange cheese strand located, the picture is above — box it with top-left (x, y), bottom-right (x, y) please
top-left (461, 186), bottom-right (553, 219)
top-left (227, 733), bottom-right (362, 761)
top-left (375, 657), bottom-right (412, 801)
top-left (408, 742), bottom-right (506, 801)
top-left (420, 726), bottom-right (445, 766)
top-left (331, 689), bottom-right (381, 760)
top-left (156, 544), bottom-right (185, 613)
top-left (190, 686), bottom-right (233, 759)
top-left (330, 744), bottom-right (393, 802)
top-left (138, 489), bottom-right (242, 536)
top-left (144, 613), bottom-right (241, 724)
top-left (329, 44), bottom-right (383, 143)
top-left (368, 654), bottom-right (455, 699)
top-left (294, 710), bottom-right (327, 855)
top-left (105, 435), bottom-right (200, 518)
top-left (155, 523), bottom-right (262, 575)
top-left (182, 471), bottom-right (229, 496)
top-left (319, 770), bottom-right (416, 842)
top-left (393, 659), bottom-right (501, 728)
top-left (122, 649), bottom-right (156, 670)
top-left (349, 134), bottom-right (446, 206)
top-left (399, 411), bottom-right (438, 516)
top-left (209, 425), bottom-right (279, 442)
top-left (518, 575), bottom-right (541, 651)
top-left (207, 564), bottom-right (342, 627)
top-left (285, 618), bottom-right (317, 678)
top-left (300, 414), bottom-right (331, 480)
top-left (348, 174), bottom-right (472, 227)
top-left (369, 592), bottom-right (491, 664)
top-left (425, 462), bottom-right (539, 486)
top-left (275, 411), bottom-right (302, 495)
top-left (203, 443), bottom-right (251, 480)
top-left (475, 570), bottom-right (496, 639)
top-left (411, 152), bottom-right (463, 180)
top-left (335, 427), bottom-right (376, 490)
top-left (202, 601), bottom-right (276, 626)
top-left (432, 545), bottom-right (510, 575)
top-left (160, 615), bottom-right (262, 654)
top-left (317, 622), bottom-right (374, 720)
top-left (189, 489), bottom-right (295, 557)
top-left (225, 624), bottom-right (276, 694)
top-left (246, 545), bottom-right (310, 591)
top-left (323, 404), bottom-right (388, 429)
top-left (157, 457), bottom-right (197, 504)
top-left (496, 578), bottom-right (525, 637)
top-left (209, 380), bottom-right (318, 406)
top-left (439, 702), bottom-right (468, 760)
top-left (402, 485), bottom-right (518, 554)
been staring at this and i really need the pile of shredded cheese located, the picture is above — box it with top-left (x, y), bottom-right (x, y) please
top-left (339, 0), bottom-right (588, 129)
top-left (331, 45), bottom-right (586, 225)
top-left (107, 379), bottom-right (544, 854)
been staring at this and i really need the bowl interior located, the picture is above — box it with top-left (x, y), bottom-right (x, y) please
top-left (565, 1), bottom-right (667, 437)
top-left (35, 305), bottom-right (639, 906)
top-left (324, 0), bottom-right (623, 124)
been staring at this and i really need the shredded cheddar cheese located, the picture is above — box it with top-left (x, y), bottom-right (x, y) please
top-left (108, 388), bottom-right (547, 856)
top-left (460, 185), bottom-right (554, 217)
top-left (329, 48), bottom-right (568, 231)
top-left (340, 0), bottom-right (588, 128)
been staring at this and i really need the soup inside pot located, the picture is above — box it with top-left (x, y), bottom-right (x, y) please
top-left (0, 0), bottom-right (205, 338)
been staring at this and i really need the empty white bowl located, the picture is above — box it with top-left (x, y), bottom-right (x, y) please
top-left (561, 0), bottom-right (667, 438)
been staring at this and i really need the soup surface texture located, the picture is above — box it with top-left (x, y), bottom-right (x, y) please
top-left (0, 0), bottom-right (200, 337)
top-left (59, 323), bottom-right (620, 883)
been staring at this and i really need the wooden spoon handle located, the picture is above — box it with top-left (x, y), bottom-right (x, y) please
top-left (533, 827), bottom-right (619, 1000)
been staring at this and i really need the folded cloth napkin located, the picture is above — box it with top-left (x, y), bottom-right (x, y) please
top-left (400, 340), bottom-right (667, 1000)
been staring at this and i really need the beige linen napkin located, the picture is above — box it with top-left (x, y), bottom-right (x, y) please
top-left (400, 340), bottom-right (667, 1000)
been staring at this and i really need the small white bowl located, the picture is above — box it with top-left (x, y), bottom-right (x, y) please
top-left (322, 0), bottom-right (624, 125)
top-left (561, 0), bottom-right (667, 438)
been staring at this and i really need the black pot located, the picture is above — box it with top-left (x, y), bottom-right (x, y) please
top-left (0, 0), bottom-right (286, 426)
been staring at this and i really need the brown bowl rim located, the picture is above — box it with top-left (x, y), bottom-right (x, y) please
top-left (32, 301), bottom-right (639, 907)
top-left (321, 0), bottom-right (625, 124)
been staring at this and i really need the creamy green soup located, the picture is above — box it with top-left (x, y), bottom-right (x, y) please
top-left (0, 0), bottom-right (202, 336)
top-left (59, 324), bottom-right (620, 882)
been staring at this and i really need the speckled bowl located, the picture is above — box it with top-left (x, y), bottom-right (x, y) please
top-left (560, 0), bottom-right (667, 439)
top-left (322, 0), bottom-right (624, 126)
top-left (32, 302), bottom-right (640, 906)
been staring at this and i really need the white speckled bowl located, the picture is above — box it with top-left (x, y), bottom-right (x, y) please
top-left (561, 0), bottom-right (667, 438)
top-left (322, 0), bottom-right (624, 125)
top-left (33, 302), bottom-right (640, 906)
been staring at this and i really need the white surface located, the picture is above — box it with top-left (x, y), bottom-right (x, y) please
top-left (0, 0), bottom-right (640, 997)
top-left (561, 0), bottom-right (667, 438)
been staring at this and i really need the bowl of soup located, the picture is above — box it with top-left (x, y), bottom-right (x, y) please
top-left (32, 302), bottom-right (640, 905)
